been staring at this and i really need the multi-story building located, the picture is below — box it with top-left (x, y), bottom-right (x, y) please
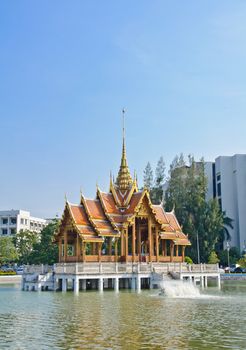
top-left (0, 210), bottom-right (47, 237)
top-left (212, 155), bottom-right (246, 252)
top-left (164, 154), bottom-right (246, 252)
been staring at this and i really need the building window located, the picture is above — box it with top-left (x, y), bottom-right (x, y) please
top-left (25, 219), bottom-right (28, 225)
top-left (1, 218), bottom-right (8, 225)
top-left (10, 228), bottom-right (16, 235)
top-left (10, 217), bottom-right (17, 224)
top-left (2, 229), bottom-right (8, 235)
top-left (217, 183), bottom-right (221, 197)
top-left (21, 218), bottom-right (24, 224)
top-left (217, 174), bottom-right (221, 181)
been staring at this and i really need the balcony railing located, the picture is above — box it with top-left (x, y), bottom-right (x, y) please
top-left (53, 262), bottom-right (219, 275)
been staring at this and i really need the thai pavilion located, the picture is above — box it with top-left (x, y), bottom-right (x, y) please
top-left (55, 124), bottom-right (191, 264)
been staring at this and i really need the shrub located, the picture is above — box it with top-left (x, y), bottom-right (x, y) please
top-left (185, 256), bottom-right (193, 264)
top-left (0, 271), bottom-right (17, 275)
top-left (208, 251), bottom-right (220, 264)
top-left (237, 255), bottom-right (246, 268)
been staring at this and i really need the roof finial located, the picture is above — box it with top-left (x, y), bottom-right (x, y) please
top-left (122, 108), bottom-right (126, 160)
top-left (122, 108), bottom-right (125, 141)
top-left (116, 109), bottom-right (133, 190)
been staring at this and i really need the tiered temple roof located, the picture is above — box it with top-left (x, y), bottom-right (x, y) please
top-left (57, 123), bottom-right (190, 247)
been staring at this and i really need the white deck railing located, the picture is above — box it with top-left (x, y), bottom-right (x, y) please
top-left (52, 262), bottom-right (219, 275)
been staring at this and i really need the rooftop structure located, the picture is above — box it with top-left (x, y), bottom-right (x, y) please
top-left (55, 114), bottom-right (190, 263)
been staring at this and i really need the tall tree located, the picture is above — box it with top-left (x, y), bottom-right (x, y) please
top-left (0, 237), bottom-right (18, 264)
top-left (13, 229), bottom-right (38, 264)
top-left (143, 162), bottom-right (153, 190)
top-left (28, 220), bottom-right (59, 265)
top-left (165, 155), bottom-right (224, 262)
top-left (152, 156), bottom-right (166, 204)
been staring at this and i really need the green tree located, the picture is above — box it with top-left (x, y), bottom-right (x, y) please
top-left (216, 213), bottom-right (233, 251)
top-left (28, 220), bottom-right (59, 265)
top-left (152, 156), bottom-right (166, 204)
top-left (13, 230), bottom-right (38, 264)
top-left (218, 247), bottom-right (240, 266)
top-left (165, 155), bottom-right (224, 263)
top-left (237, 254), bottom-right (246, 268)
top-left (143, 162), bottom-right (153, 190)
top-left (0, 237), bottom-right (18, 264)
top-left (208, 251), bottom-right (220, 264)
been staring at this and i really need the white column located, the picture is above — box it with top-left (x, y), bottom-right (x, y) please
top-left (99, 278), bottom-right (103, 292)
top-left (200, 276), bottom-right (204, 289)
top-left (114, 277), bottom-right (119, 292)
top-left (136, 276), bottom-right (141, 292)
top-left (217, 275), bottom-right (221, 289)
top-left (131, 277), bottom-right (136, 290)
top-left (82, 279), bottom-right (86, 290)
top-left (74, 277), bottom-right (79, 294)
top-left (204, 276), bottom-right (208, 288)
top-left (62, 278), bottom-right (67, 292)
top-left (53, 278), bottom-right (58, 292)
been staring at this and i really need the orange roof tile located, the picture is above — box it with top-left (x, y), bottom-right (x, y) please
top-left (77, 225), bottom-right (96, 235)
top-left (125, 191), bottom-right (143, 214)
top-left (152, 205), bottom-right (169, 225)
top-left (85, 199), bottom-right (107, 220)
top-left (84, 198), bottom-right (120, 236)
top-left (173, 238), bottom-right (191, 246)
top-left (100, 192), bottom-right (121, 215)
top-left (69, 204), bottom-right (90, 225)
top-left (166, 212), bottom-right (182, 231)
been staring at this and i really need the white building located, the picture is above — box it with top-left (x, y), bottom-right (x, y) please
top-left (0, 210), bottom-right (47, 237)
top-left (213, 155), bottom-right (246, 252)
top-left (164, 155), bottom-right (246, 252)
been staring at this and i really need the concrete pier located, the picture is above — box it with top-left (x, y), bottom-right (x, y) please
top-left (99, 278), bottom-right (103, 292)
top-left (62, 278), bottom-right (67, 292)
top-left (114, 277), bottom-right (119, 292)
top-left (74, 277), bottom-right (79, 293)
top-left (22, 262), bottom-right (221, 293)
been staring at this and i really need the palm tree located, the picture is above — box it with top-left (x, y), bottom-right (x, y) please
top-left (217, 212), bottom-right (233, 251)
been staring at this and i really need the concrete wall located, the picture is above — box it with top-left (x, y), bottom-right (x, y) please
top-left (215, 155), bottom-right (246, 251)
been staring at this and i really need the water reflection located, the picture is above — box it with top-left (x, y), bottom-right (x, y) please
top-left (0, 283), bottom-right (246, 349)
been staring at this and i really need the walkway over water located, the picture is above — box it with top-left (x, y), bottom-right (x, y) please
top-left (22, 262), bottom-right (221, 292)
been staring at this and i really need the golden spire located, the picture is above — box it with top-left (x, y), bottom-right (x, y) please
top-left (116, 109), bottom-right (133, 191)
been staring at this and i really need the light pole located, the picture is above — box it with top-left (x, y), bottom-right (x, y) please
top-left (226, 241), bottom-right (230, 273)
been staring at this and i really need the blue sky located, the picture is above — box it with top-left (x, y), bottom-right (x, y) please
top-left (1, 1), bottom-right (246, 217)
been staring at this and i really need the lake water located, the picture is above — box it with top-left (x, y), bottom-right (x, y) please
top-left (0, 281), bottom-right (246, 349)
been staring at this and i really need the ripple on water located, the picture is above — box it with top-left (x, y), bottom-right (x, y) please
top-left (0, 284), bottom-right (246, 349)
